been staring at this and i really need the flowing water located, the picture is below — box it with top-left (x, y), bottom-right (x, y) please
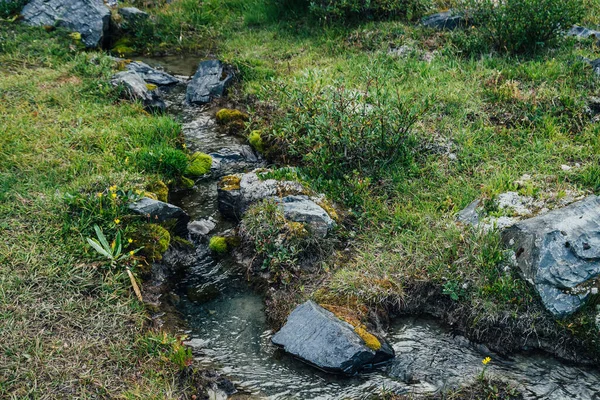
top-left (142, 57), bottom-right (600, 400)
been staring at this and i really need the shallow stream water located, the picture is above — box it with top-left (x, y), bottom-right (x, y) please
top-left (143, 57), bottom-right (600, 400)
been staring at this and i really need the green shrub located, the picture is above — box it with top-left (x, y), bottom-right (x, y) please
top-left (135, 145), bottom-right (188, 178)
top-left (185, 152), bottom-right (212, 177)
top-left (0, 0), bottom-right (27, 18)
top-left (209, 236), bottom-right (228, 253)
top-left (462, 0), bottom-right (585, 53)
top-left (266, 74), bottom-right (425, 179)
top-left (307, 0), bottom-right (431, 21)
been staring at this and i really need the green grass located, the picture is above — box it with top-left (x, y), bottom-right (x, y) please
top-left (0, 24), bottom-right (191, 398)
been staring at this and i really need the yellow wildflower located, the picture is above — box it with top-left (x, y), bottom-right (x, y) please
top-left (125, 157), bottom-right (129, 164)
top-left (114, 218), bottom-right (121, 224)
top-left (482, 357), bottom-right (491, 365)
top-left (111, 193), bottom-right (117, 199)
top-left (109, 185), bottom-right (117, 192)
top-left (97, 192), bottom-right (103, 197)
top-left (129, 251), bottom-right (134, 256)
top-left (128, 238), bottom-right (133, 244)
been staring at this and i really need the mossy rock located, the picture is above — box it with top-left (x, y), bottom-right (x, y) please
top-left (111, 37), bottom-right (135, 57)
top-left (146, 180), bottom-right (169, 202)
top-left (180, 176), bottom-right (195, 189)
top-left (248, 130), bottom-right (264, 152)
top-left (209, 236), bottom-right (228, 254)
top-left (215, 108), bottom-right (249, 125)
top-left (218, 175), bottom-right (241, 191)
top-left (186, 152), bottom-right (212, 177)
top-left (135, 223), bottom-right (171, 262)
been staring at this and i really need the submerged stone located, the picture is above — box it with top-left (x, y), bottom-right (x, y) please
top-left (22, 0), bottom-right (111, 48)
top-left (272, 301), bottom-right (394, 375)
top-left (186, 60), bottom-right (233, 105)
top-left (502, 196), bottom-right (600, 317)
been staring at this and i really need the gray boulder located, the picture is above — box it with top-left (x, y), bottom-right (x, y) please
top-left (502, 196), bottom-right (600, 317)
top-left (22, 0), bottom-right (111, 48)
top-left (422, 11), bottom-right (464, 31)
top-left (280, 196), bottom-right (335, 238)
top-left (186, 60), bottom-right (233, 105)
top-left (129, 197), bottom-right (190, 236)
top-left (111, 70), bottom-right (166, 112)
top-left (456, 199), bottom-right (481, 226)
top-left (272, 301), bottom-right (394, 375)
top-left (126, 61), bottom-right (179, 86)
top-left (567, 25), bottom-right (600, 40)
top-left (209, 146), bottom-right (262, 178)
top-left (118, 7), bottom-right (148, 23)
top-left (217, 171), bottom-right (305, 220)
top-left (188, 218), bottom-right (216, 241)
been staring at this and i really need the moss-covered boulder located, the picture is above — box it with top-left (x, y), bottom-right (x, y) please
top-left (248, 130), bottom-right (264, 152)
top-left (135, 223), bottom-right (171, 262)
top-left (215, 108), bottom-right (249, 124)
top-left (146, 180), bottom-right (169, 202)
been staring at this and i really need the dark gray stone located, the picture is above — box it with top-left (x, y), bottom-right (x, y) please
top-left (502, 196), bottom-right (600, 317)
top-left (456, 199), bottom-right (481, 226)
top-left (186, 60), bottom-right (233, 105)
top-left (129, 197), bottom-right (190, 235)
top-left (126, 61), bottom-right (179, 86)
top-left (422, 11), bottom-right (464, 31)
top-left (567, 25), bottom-right (600, 40)
top-left (22, 0), bottom-right (111, 48)
top-left (188, 218), bottom-right (216, 241)
top-left (118, 6), bottom-right (148, 23)
top-left (280, 195), bottom-right (335, 238)
top-left (209, 146), bottom-right (261, 177)
top-left (111, 70), bottom-right (166, 112)
top-left (271, 301), bottom-right (394, 375)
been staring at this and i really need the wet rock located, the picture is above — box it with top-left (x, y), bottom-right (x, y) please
top-left (591, 59), bottom-right (600, 77)
top-left (421, 10), bottom-right (464, 31)
top-left (118, 7), bottom-right (148, 23)
top-left (22, 0), bottom-right (111, 48)
top-left (272, 301), bottom-right (394, 375)
top-left (209, 146), bottom-right (262, 177)
top-left (129, 197), bottom-right (190, 236)
top-left (456, 199), bottom-right (481, 226)
top-left (280, 195), bottom-right (335, 238)
top-left (502, 196), bottom-right (600, 317)
top-left (188, 218), bottom-right (216, 241)
top-left (126, 61), bottom-right (179, 86)
top-left (217, 171), bottom-right (306, 220)
top-left (186, 60), bottom-right (233, 105)
top-left (111, 70), bottom-right (166, 112)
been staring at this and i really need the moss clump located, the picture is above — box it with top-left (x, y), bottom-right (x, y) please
top-left (111, 37), bottom-right (135, 57)
top-left (215, 109), bottom-right (249, 125)
top-left (218, 175), bottom-right (241, 191)
top-left (209, 236), bottom-right (228, 254)
top-left (248, 130), bottom-right (264, 152)
top-left (354, 325), bottom-right (381, 351)
top-left (180, 176), bottom-right (195, 189)
top-left (317, 199), bottom-right (339, 222)
top-left (145, 83), bottom-right (157, 91)
top-left (146, 180), bottom-right (168, 202)
top-left (136, 224), bottom-right (171, 262)
top-left (186, 152), bottom-right (212, 177)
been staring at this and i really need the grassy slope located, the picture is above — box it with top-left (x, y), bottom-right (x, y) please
top-left (0, 25), bottom-right (191, 398)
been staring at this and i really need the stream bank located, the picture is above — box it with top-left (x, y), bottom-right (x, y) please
top-left (139, 57), bottom-right (600, 399)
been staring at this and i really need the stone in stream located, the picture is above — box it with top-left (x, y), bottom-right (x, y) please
top-left (126, 61), bottom-right (179, 86)
top-left (188, 218), bottom-right (216, 241)
top-left (111, 70), bottom-right (166, 112)
top-left (209, 146), bottom-right (262, 177)
top-left (272, 301), bottom-right (394, 375)
top-left (22, 0), bottom-right (111, 48)
top-left (186, 60), bottom-right (233, 105)
top-left (129, 197), bottom-right (190, 236)
top-left (502, 196), bottom-right (600, 317)
top-left (421, 10), bottom-right (465, 31)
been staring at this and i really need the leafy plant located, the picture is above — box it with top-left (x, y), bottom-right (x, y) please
top-left (462, 0), bottom-right (585, 53)
top-left (87, 225), bottom-right (143, 301)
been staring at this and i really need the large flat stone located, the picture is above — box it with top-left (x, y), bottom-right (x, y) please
top-left (22, 0), bottom-right (111, 48)
top-left (272, 301), bottom-right (394, 375)
top-left (502, 196), bottom-right (600, 317)
top-left (129, 197), bottom-right (189, 236)
top-left (186, 60), bottom-right (233, 105)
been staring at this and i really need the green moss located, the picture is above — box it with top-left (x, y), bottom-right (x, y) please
top-left (185, 152), bottom-right (212, 177)
top-left (146, 180), bottom-right (168, 202)
top-left (248, 130), bottom-right (264, 152)
top-left (111, 38), bottom-right (135, 57)
top-left (135, 224), bottom-right (171, 262)
top-left (209, 236), bottom-right (228, 254)
top-left (145, 83), bottom-right (157, 91)
top-left (215, 108), bottom-right (249, 125)
top-left (180, 176), bottom-right (195, 189)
